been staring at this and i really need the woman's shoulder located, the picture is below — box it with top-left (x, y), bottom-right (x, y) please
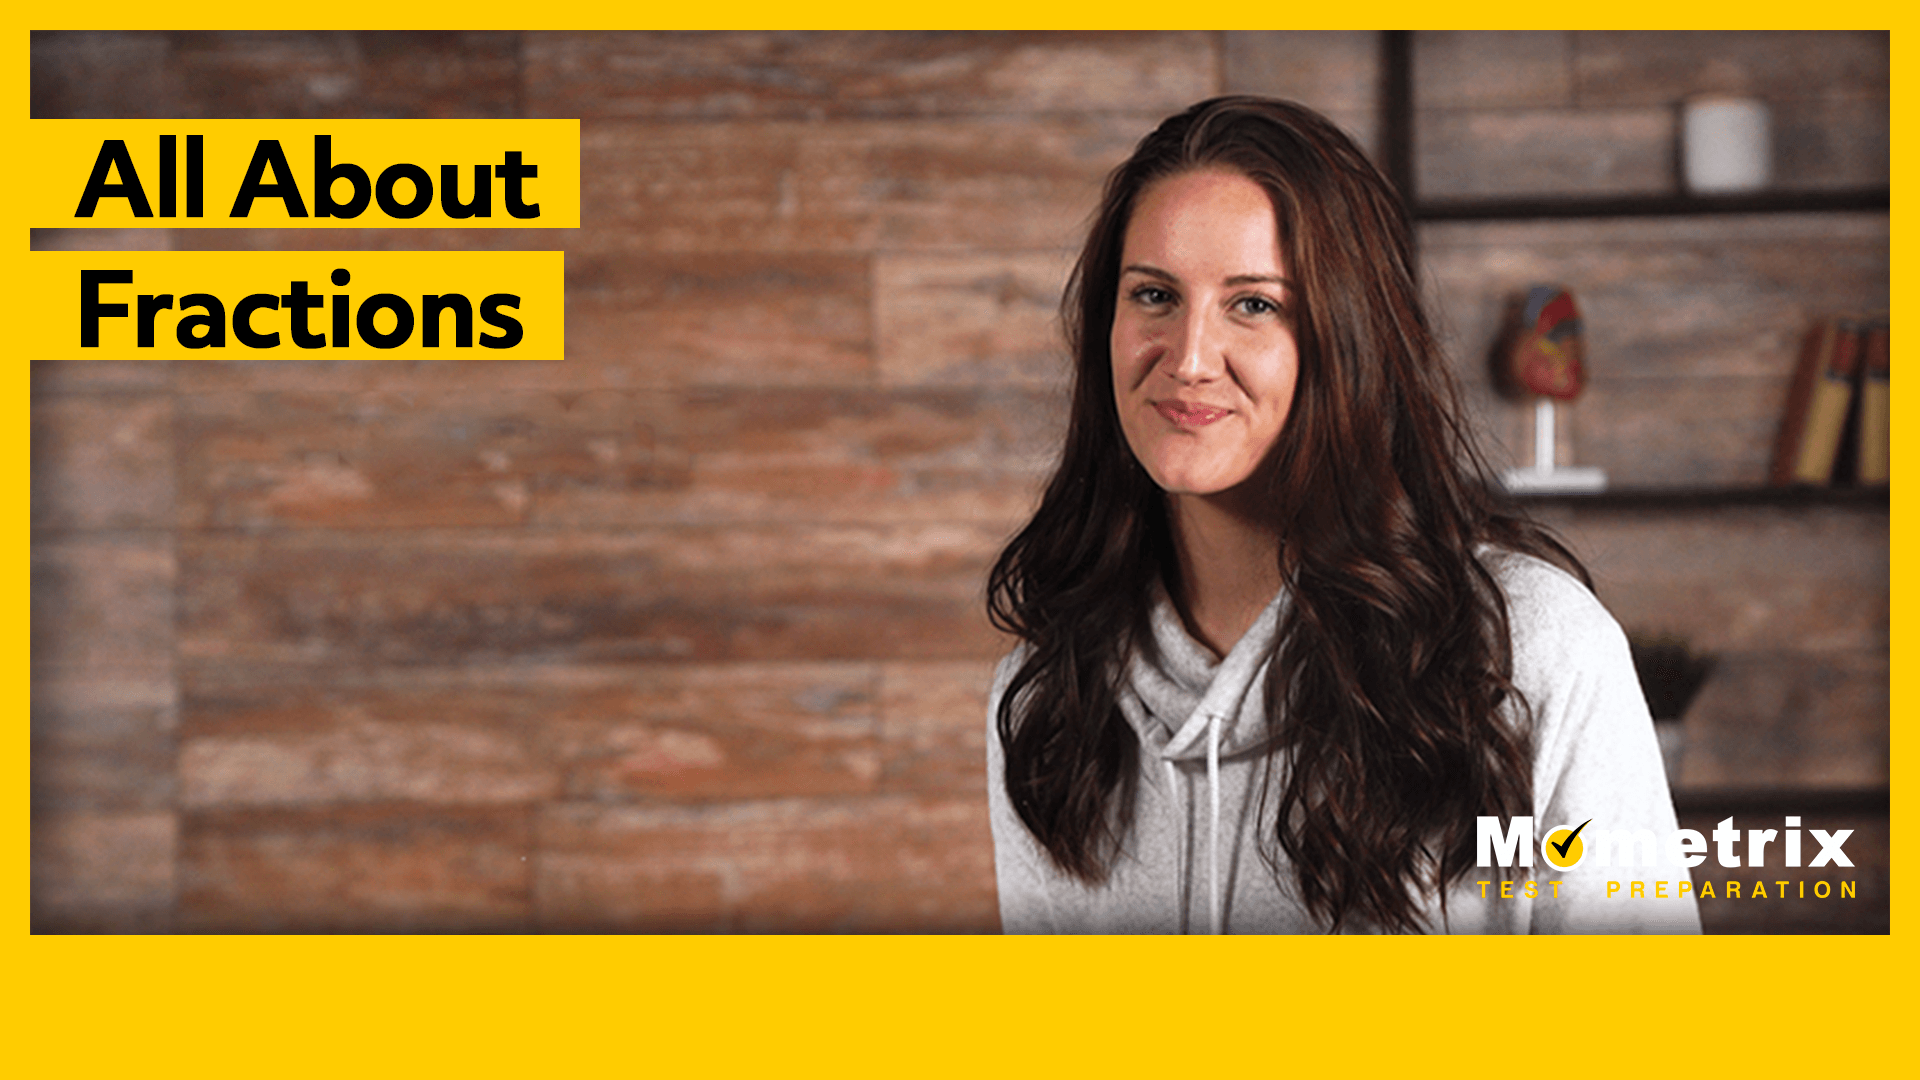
top-left (1479, 548), bottom-right (1627, 673)
top-left (989, 646), bottom-right (1030, 698)
top-left (986, 645), bottom-right (1037, 738)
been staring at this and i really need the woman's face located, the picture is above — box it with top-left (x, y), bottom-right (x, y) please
top-left (1111, 168), bottom-right (1299, 500)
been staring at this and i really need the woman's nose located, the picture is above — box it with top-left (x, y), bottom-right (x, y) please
top-left (1168, 312), bottom-right (1223, 385)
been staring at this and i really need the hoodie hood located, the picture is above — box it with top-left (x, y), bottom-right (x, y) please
top-left (1118, 585), bottom-right (1288, 762)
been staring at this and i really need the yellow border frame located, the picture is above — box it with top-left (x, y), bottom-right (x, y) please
top-left (12, 11), bottom-right (1906, 1075)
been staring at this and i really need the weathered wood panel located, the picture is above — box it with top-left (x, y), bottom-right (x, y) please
top-left (177, 387), bottom-right (1057, 529)
top-left (1221, 31), bottom-right (1379, 155)
top-left (32, 393), bottom-right (176, 532)
top-left (177, 804), bottom-right (532, 932)
top-left (1535, 504), bottom-right (1887, 656)
top-left (566, 252), bottom-right (872, 382)
top-left (33, 30), bottom-right (522, 119)
top-left (548, 664), bottom-right (883, 803)
top-left (525, 31), bottom-right (1213, 120)
top-left (879, 660), bottom-right (996, 795)
top-left (1417, 108), bottom-right (1670, 199)
top-left (536, 795), bottom-right (996, 932)
top-left (32, 536), bottom-right (175, 677)
top-left (1678, 651), bottom-right (1886, 790)
top-left (33, 676), bottom-right (177, 814)
top-left (577, 115), bottom-right (1148, 253)
top-left (31, 811), bottom-right (176, 932)
top-left (874, 251), bottom-right (1075, 388)
top-left (1414, 31), bottom-right (1573, 109)
top-left (1572, 31), bottom-right (1887, 105)
top-left (176, 527), bottom-right (1006, 667)
top-left (175, 663), bottom-right (886, 808)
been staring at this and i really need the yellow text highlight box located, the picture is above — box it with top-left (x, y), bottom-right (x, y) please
top-left (25, 250), bottom-right (565, 360)
top-left (30, 119), bottom-right (579, 228)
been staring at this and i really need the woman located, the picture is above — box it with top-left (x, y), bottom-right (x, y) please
top-left (985, 97), bottom-right (1699, 934)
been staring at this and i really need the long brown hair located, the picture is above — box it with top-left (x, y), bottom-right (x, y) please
top-left (986, 96), bottom-right (1585, 932)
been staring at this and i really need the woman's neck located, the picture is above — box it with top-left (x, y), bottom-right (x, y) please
top-left (1164, 489), bottom-right (1283, 659)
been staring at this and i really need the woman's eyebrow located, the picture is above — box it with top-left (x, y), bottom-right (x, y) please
top-left (1121, 264), bottom-right (1290, 289)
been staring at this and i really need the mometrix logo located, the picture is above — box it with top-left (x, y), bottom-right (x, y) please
top-left (1475, 816), bottom-right (1593, 871)
top-left (1475, 816), bottom-right (1855, 870)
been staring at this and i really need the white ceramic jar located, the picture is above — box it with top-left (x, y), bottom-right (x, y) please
top-left (1682, 96), bottom-right (1773, 194)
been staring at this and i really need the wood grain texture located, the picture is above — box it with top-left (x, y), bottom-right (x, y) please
top-left (176, 526), bottom-right (1007, 667)
top-left (177, 387), bottom-right (1058, 529)
top-left (875, 250), bottom-right (1075, 388)
top-left (32, 536), bottom-right (175, 678)
top-left (178, 804), bottom-right (533, 931)
top-left (1769, 95), bottom-right (1890, 193)
top-left (531, 387), bottom-right (1059, 528)
top-left (1221, 31), bottom-right (1379, 155)
top-left (1678, 651), bottom-right (1886, 790)
top-left (577, 114), bottom-right (1147, 253)
top-left (179, 688), bottom-right (559, 809)
top-left (33, 696), bottom-right (177, 813)
top-left (32, 393), bottom-right (176, 531)
top-left (566, 252), bottom-right (872, 383)
top-left (1414, 31), bottom-right (1574, 109)
top-left (1417, 108), bottom-right (1671, 199)
top-left (549, 664), bottom-right (883, 803)
top-left (536, 795), bottom-right (995, 932)
top-left (879, 660), bottom-right (996, 795)
top-left (1572, 31), bottom-right (1887, 105)
top-left (1535, 503), bottom-right (1887, 655)
top-left (31, 359), bottom-right (173, 395)
top-left (31, 811), bottom-right (176, 931)
top-left (174, 663), bottom-right (895, 813)
top-left (33, 30), bottom-right (522, 119)
top-left (525, 31), bottom-right (1212, 120)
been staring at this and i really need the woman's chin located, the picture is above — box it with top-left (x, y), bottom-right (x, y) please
top-left (1145, 467), bottom-right (1245, 499)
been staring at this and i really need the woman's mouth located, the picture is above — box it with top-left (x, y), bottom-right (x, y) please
top-left (1154, 401), bottom-right (1230, 428)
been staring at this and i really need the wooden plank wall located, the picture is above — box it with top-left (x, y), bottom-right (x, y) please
top-left (30, 31), bottom-right (1887, 932)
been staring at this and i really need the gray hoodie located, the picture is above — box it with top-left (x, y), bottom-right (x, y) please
top-left (987, 552), bottom-right (1703, 933)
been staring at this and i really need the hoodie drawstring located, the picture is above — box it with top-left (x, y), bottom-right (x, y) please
top-left (1163, 718), bottom-right (1227, 935)
top-left (1207, 713), bottom-right (1223, 935)
top-left (1163, 760), bottom-right (1189, 934)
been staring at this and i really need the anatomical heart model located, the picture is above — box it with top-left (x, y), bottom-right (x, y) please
top-left (1499, 285), bottom-right (1607, 492)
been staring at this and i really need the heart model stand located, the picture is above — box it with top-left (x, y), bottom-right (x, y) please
top-left (1498, 285), bottom-right (1607, 494)
top-left (1502, 396), bottom-right (1606, 492)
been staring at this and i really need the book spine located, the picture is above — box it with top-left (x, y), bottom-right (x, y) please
top-left (1856, 321), bottom-right (1890, 485)
top-left (1792, 320), bottom-right (1863, 485)
top-left (1772, 319), bottom-right (1840, 485)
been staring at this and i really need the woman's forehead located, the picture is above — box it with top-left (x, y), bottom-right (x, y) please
top-left (1120, 169), bottom-right (1287, 279)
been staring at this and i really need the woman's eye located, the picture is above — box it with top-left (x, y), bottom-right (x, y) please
top-left (1130, 285), bottom-right (1174, 307)
top-left (1234, 295), bottom-right (1279, 317)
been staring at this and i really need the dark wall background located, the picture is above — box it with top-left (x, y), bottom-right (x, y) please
top-left (30, 31), bottom-right (1887, 932)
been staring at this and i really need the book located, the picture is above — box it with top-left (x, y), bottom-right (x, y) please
top-left (1771, 318), bottom-right (1863, 486)
top-left (1855, 320), bottom-right (1889, 485)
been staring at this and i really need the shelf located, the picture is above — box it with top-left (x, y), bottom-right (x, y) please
top-left (1672, 786), bottom-right (1887, 817)
top-left (1416, 188), bottom-right (1889, 223)
top-left (1378, 36), bottom-right (1887, 227)
top-left (1498, 485), bottom-right (1888, 511)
